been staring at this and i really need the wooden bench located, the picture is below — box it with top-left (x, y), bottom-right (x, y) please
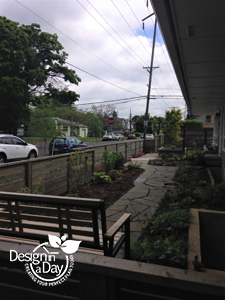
top-left (0, 191), bottom-right (131, 259)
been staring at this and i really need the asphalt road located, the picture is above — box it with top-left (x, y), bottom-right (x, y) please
top-left (33, 139), bottom-right (133, 158)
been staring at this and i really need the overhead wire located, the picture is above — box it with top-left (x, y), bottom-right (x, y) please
top-left (15, 0), bottom-right (147, 88)
top-left (111, 0), bottom-right (151, 57)
top-left (109, 0), bottom-right (170, 110)
top-left (77, 0), bottom-right (149, 68)
top-left (65, 61), bottom-right (142, 96)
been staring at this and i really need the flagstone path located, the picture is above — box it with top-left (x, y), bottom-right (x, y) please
top-left (102, 153), bottom-right (179, 257)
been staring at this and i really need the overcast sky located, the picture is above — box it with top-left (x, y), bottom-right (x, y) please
top-left (0, 0), bottom-right (185, 118)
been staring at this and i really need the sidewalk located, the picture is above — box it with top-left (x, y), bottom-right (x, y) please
top-left (105, 153), bottom-right (179, 252)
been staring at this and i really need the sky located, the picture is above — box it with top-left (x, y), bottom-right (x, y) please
top-left (0, 0), bottom-right (185, 119)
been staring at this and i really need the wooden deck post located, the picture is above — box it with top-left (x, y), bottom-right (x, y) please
top-left (25, 161), bottom-right (32, 189)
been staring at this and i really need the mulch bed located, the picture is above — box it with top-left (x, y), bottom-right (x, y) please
top-left (74, 168), bottom-right (144, 209)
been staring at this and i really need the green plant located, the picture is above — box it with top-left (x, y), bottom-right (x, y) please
top-left (108, 169), bottom-right (122, 182)
top-left (92, 172), bottom-right (112, 183)
top-left (132, 237), bottom-right (188, 268)
top-left (201, 182), bottom-right (225, 206)
top-left (17, 177), bottom-right (45, 194)
top-left (112, 152), bottom-right (125, 169)
top-left (150, 208), bottom-right (193, 237)
top-left (163, 108), bottom-right (183, 145)
top-left (173, 166), bottom-right (201, 197)
top-left (169, 197), bottom-right (195, 211)
top-left (102, 151), bottom-right (116, 173)
top-left (68, 150), bottom-right (90, 192)
top-left (127, 162), bottom-right (142, 170)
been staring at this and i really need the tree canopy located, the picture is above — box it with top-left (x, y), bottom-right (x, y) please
top-left (163, 108), bottom-right (182, 145)
top-left (0, 16), bottom-right (81, 133)
top-left (136, 114), bottom-right (159, 134)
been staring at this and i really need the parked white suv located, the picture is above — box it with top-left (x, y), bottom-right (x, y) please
top-left (0, 134), bottom-right (38, 164)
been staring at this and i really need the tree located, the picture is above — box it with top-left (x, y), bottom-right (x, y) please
top-left (55, 106), bottom-right (93, 127)
top-left (89, 114), bottom-right (102, 139)
top-left (163, 108), bottom-right (183, 145)
top-left (30, 99), bottom-right (57, 155)
top-left (136, 115), bottom-right (159, 134)
top-left (0, 17), bottom-right (81, 134)
top-left (91, 104), bottom-right (123, 130)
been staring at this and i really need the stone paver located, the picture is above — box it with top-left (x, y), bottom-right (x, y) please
top-left (105, 153), bottom-right (178, 257)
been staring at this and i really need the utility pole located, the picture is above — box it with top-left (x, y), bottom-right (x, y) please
top-left (129, 108), bottom-right (132, 133)
top-left (143, 15), bottom-right (157, 151)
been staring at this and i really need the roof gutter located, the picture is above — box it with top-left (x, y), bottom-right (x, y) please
top-left (150, 0), bottom-right (192, 114)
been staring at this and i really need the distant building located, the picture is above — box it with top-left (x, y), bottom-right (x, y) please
top-left (192, 115), bottom-right (214, 128)
top-left (53, 117), bottom-right (88, 137)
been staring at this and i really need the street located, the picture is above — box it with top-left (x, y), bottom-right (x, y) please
top-left (32, 139), bottom-right (132, 158)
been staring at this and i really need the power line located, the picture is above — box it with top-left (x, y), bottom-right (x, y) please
top-left (15, 0), bottom-right (146, 87)
top-left (76, 95), bottom-right (184, 106)
top-left (111, 0), bottom-right (151, 57)
top-left (77, 0), bottom-right (149, 68)
top-left (65, 61), bottom-right (142, 96)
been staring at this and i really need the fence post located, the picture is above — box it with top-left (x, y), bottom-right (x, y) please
top-left (25, 161), bottom-right (32, 188)
top-left (92, 150), bottom-right (95, 174)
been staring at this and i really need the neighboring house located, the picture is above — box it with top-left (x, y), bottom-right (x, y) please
top-left (192, 115), bottom-right (214, 128)
top-left (117, 117), bottom-right (133, 130)
top-left (53, 117), bottom-right (88, 137)
top-left (151, 0), bottom-right (225, 182)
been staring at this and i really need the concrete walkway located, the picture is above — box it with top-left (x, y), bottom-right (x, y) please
top-left (105, 153), bottom-right (178, 249)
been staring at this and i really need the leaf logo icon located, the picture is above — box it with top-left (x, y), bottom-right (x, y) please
top-left (48, 235), bottom-right (81, 254)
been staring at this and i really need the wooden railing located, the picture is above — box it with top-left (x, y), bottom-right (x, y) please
top-left (0, 248), bottom-right (224, 299)
top-left (0, 140), bottom-right (143, 195)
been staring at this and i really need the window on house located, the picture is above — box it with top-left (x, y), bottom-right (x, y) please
top-left (63, 126), bottom-right (68, 132)
top-left (206, 115), bottom-right (211, 123)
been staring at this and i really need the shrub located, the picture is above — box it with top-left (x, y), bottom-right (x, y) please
top-left (108, 169), bottom-right (122, 182)
top-left (132, 237), bottom-right (188, 268)
top-left (94, 164), bottom-right (105, 173)
top-left (127, 162), bottom-right (142, 170)
top-left (132, 152), bottom-right (145, 158)
top-left (102, 151), bottom-right (116, 173)
top-left (150, 208), bottom-right (193, 237)
top-left (112, 152), bottom-right (125, 169)
top-left (183, 119), bottom-right (204, 129)
top-left (17, 177), bottom-right (45, 194)
top-left (92, 172), bottom-right (111, 183)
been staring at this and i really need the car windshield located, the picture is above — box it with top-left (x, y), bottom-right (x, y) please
top-left (106, 133), bottom-right (112, 136)
top-left (55, 138), bottom-right (66, 143)
top-left (75, 137), bottom-right (82, 143)
top-left (115, 134), bottom-right (119, 136)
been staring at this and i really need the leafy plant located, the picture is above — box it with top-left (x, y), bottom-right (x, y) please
top-left (127, 162), bottom-right (142, 170)
top-left (132, 237), bottom-right (188, 268)
top-left (163, 108), bottom-right (183, 145)
top-left (173, 166), bottom-right (201, 197)
top-left (92, 172), bottom-right (112, 183)
top-left (132, 152), bottom-right (145, 158)
top-left (150, 208), bottom-right (193, 237)
top-left (102, 151), bottom-right (116, 173)
top-left (18, 177), bottom-right (45, 194)
top-left (108, 169), bottom-right (122, 182)
top-left (68, 150), bottom-right (90, 192)
top-left (201, 182), bottom-right (225, 206)
top-left (112, 152), bottom-right (125, 169)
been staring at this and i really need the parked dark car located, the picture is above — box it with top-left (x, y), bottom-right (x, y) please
top-left (128, 134), bottom-right (136, 139)
top-left (49, 136), bottom-right (87, 155)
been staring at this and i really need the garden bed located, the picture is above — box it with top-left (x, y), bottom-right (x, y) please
top-left (68, 167), bottom-right (144, 209)
top-left (131, 164), bottom-right (225, 269)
